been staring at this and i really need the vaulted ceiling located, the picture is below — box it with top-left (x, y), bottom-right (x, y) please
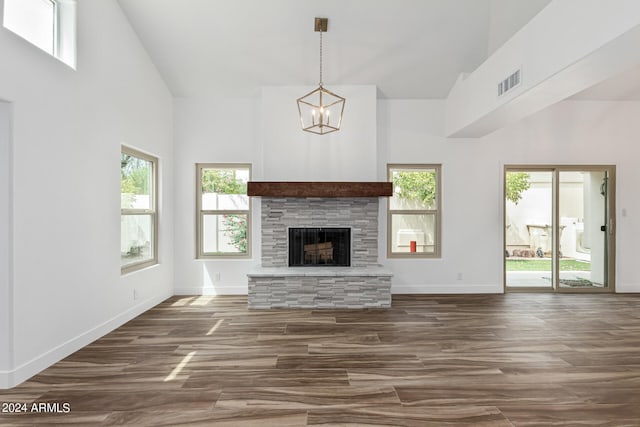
top-left (116, 0), bottom-right (551, 99)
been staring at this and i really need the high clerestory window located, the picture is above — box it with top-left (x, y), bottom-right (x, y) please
top-left (3, 0), bottom-right (76, 68)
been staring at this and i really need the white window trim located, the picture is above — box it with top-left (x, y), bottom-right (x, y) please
top-left (121, 146), bottom-right (158, 274)
top-left (55, 0), bottom-right (77, 68)
top-left (387, 163), bottom-right (442, 259)
top-left (2, 0), bottom-right (76, 68)
top-left (196, 163), bottom-right (252, 259)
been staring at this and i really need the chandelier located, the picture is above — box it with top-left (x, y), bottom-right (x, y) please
top-left (297, 17), bottom-right (345, 135)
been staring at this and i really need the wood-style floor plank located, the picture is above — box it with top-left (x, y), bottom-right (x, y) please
top-left (1, 293), bottom-right (640, 425)
top-left (307, 405), bottom-right (513, 426)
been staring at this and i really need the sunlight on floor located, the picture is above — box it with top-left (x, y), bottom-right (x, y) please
top-left (171, 297), bottom-right (196, 306)
top-left (164, 351), bottom-right (196, 382)
top-left (191, 296), bottom-right (217, 306)
top-left (206, 319), bottom-right (224, 336)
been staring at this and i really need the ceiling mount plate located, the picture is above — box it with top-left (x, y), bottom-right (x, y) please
top-left (314, 17), bottom-right (328, 32)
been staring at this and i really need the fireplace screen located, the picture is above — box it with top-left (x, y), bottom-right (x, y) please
top-left (288, 228), bottom-right (351, 267)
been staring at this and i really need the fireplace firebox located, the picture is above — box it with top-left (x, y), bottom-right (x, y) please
top-left (288, 227), bottom-right (351, 267)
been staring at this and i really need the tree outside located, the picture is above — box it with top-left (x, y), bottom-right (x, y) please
top-left (505, 172), bottom-right (530, 205)
top-left (392, 170), bottom-right (436, 207)
top-left (121, 153), bottom-right (151, 207)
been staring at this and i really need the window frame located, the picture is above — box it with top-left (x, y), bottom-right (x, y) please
top-left (121, 146), bottom-right (159, 274)
top-left (2, 0), bottom-right (76, 68)
top-left (387, 163), bottom-right (442, 259)
top-left (196, 163), bottom-right (252, 259)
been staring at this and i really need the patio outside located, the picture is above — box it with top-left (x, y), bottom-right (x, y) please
top-left (505, 170), bottom-right (608, 289)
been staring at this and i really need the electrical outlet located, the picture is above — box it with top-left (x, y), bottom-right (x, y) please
top-left (456, 273), bottom-right (463, 281)
top-left (133, 289), bottom-right (139, 300)
top-left (215, 272), bottom-right (221, 282)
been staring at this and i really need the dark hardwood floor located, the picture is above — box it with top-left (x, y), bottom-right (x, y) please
top-left (2, 294), bottom-right (640, 426)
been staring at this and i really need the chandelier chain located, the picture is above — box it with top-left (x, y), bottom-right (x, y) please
top-left (319, 31), bottom-right (323, 86)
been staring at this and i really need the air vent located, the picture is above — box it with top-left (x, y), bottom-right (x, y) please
top-left (498, 69), bottom-right (521, 97)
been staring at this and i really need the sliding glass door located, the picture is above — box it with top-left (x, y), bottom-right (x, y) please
top-left (505, 170), bottom-right (554, 289)
top-left (504, 166), bottom-right (615, 292)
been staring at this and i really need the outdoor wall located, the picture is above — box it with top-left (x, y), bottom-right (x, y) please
top-left (506, 173), bottom-right (586, 258)
top-left (380, 99), bottom-right (640, 293)
top-left (0, 0), bottom-right (173, 387)
top-left (505, 176), bottom-right (554, 250)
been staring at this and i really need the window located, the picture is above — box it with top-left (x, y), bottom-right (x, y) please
top-left (121, 147), bottom-right (158, 273)
top-left (387, 164), bottom-right (441, 258)
top-left (196, 164), bottom-right (251, 258)
top-left (3, 0), bottom-right (76, 68)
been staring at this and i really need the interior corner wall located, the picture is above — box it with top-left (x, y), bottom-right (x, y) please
top-left (0, 0), bottom-right (174, 388)
top-left (0, 101), bottom-right (12, 382)
top-left (379, 98), bottom-right (640, 293)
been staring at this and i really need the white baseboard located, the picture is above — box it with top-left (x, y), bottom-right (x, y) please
top-left (0, 370), bottom-right (10, 389)
top-left (614, 283), bottom-right (640, 293)
top-left (174, 285), bottom-right (247, 295)
top-left (391, 284), bottom-right (503, 294)
top-left (0, 291), bottom-right (171, 389)
top-left (174, 284), bottom-right (502, 296)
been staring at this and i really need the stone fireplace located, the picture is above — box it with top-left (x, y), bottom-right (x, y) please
top-left (246, 182), bottom-right (393, 309)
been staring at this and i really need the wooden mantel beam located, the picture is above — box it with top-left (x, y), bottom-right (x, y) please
top-left (247, 182), bottom-right (393, 198)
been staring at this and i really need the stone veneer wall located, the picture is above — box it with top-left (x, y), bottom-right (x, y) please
top-left (249, 275), bottom-right (391, 309)
top-left (261, 197), bottom-right (379, 267)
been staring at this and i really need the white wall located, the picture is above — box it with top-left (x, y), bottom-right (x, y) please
top-left (173, 86), bottom-right (377, 295)
top-left (390, 12), bottom-right (640, 293)
top-left (0, 0), bottom-right (173, 387)
top-left (379, 99), bottom-right (504, 293)
top-left (175, 92), bottom-right (640, 295)
top-left (173, 97), bottom-right (260, 295)
top-left (491, 101), bottom-right (640, 293)
top-left (261, 86), bottom-right (377, 181)
top-left (0, 101), bottom-right (12, 382)
top-left (381, 98), bottom-right (640, 293)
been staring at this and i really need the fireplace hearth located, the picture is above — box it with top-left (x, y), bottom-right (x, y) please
top-left (289, 227), bottom-right (350, 267)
